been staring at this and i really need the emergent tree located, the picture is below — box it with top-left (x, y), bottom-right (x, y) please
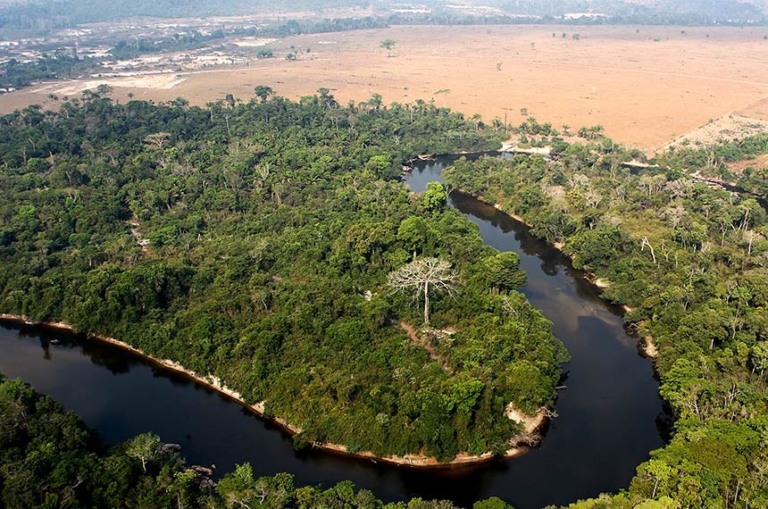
top-left (388, 257), bottom-right (457, 325)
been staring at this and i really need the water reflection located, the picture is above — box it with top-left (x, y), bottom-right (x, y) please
top-left (0, 157), bottom-right (665, 509)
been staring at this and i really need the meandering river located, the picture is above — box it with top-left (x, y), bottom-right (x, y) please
top-left (0, 157), bottom-right (665, 508)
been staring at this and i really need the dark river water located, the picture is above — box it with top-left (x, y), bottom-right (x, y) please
top-left (0, 157), bottom-right (665, 508)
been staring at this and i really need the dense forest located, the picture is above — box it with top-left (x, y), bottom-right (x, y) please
top-left (0, 90), bottom-right (568, 462)
top-left (442, 132), bottom-right (768, 508)
top-left (0, 374), bottom-right (515, 509)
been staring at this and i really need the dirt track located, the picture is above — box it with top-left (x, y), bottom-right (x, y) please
top-left (3, 24), bottom-right (768, 150)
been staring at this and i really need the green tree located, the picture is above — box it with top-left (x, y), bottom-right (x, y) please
top-left (474, 497), bottom-right (515, 509)
top-left (254, 85), bottom-right (274, 103)
top-left (424, 182), bottom-right (448, 214)
top-left (217, 463), bottom-right (257, 508)
top-left (482, 252), bottom-right (527, 293)
top-left (126, 433), bottom-right (163, 473)
top-left (381, 38), bottom-right (396, 57)
top-left (398, 216), bottom-right (429, 260)
top-left (642, 459), bottom-right (677, 498)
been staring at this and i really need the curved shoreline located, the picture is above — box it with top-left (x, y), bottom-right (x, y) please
top-left (450, 187), bottom-right (643, 317)
top-left (0, 313), bottom-right (546, 469)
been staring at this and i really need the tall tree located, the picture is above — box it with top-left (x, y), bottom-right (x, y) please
top-left (424, 182), bottom-right (448, 214)
top-left (482, 252), bottom-right (527, 293)
top-left (388, 257), bottom-right (457, 325)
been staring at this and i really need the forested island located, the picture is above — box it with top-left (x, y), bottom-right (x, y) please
top-left (0, 90), bottom-right (568, 465)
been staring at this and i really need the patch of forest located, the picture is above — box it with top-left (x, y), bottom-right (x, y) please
top-left (0, 90), bottom-right (568, 462)
top-left (443, 133), bottom-right (768, 508)
top-left (0, 54), bottom-right (103, 91)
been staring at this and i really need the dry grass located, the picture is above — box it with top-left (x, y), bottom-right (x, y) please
top-left (729, 153), bottom-right (768, 174)
top-left (2, 24), bottom-right (768, 150)
top-left (662, 115), bottom-right (768, 152)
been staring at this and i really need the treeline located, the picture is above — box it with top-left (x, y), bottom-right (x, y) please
top-left (443, 134), bottom-right (768, 507)
top-left (0, 54), bottom-right (102, 90)
top-left (107, 17), bottom-right (389, 60)
top-left (499, 0), bottom-right (765, 24)
top-left (657, 133), bottom-right (768, 199)
top-left (109, 30), bottom-right (228, 60)
top-left (2, 0), bottom-right (765, 36)
top-left (0, 90), bottom-right (566, 462)
top-left (0, 374), bottom-right (515, 509)
top-left (0, 0), bottom-right (372, 29)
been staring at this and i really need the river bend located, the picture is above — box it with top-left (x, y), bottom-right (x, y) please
top-left (0, 157), bottom-right (664, 508)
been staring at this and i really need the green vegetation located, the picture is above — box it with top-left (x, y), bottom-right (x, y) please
top-left (0, 54), bottom-right (102, 90)
top-left (0, 89), bottom-right (567, 462)
top-left (109, 30), bottom-right (228, 60)
top-left (381, 37), bottom-right (397, 57)
top-left (443, 133), bottom-right (768, 508)
top-left (658, 133), bottom-right (768, 189)
top-left (0, 374), bottom-right (517, 509)
top-left (0, 374), bottom-right (208, 508)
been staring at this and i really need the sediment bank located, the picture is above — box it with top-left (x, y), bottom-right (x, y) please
top-left (0, 313), bottom-right (545, 469)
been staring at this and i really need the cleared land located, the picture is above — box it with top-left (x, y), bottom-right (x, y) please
top-left (3, 24), bottom-right (768, 150)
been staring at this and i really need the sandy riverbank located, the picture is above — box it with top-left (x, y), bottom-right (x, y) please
top-left (640, 336), bottom-right (659, 359)
top-left (0, 313), bottom-right (545, 469)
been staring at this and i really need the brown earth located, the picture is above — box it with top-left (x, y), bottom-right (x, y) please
top-left (2, 25), bottom-right (768, 150)
top-left (729, 153), bottom-right (768, 174)
top-left (397, 321), bottom-right (454, 374)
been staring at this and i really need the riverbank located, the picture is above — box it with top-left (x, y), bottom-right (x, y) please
top-left (0, 313), bottom-right (546, 469)
top-left (640, 336), bottom-right (659, 359)
top-left (448, 188), bottom-right (651, 347)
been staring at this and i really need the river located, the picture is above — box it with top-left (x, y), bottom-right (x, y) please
top-left (0, 157), bottom-right (665, 508)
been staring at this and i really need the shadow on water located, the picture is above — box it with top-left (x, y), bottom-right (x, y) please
top-left (0, 156), bottom-right (665, 509)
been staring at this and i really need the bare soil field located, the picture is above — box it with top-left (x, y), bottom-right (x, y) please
top-left (3, 24), bottom-right (768, 150)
